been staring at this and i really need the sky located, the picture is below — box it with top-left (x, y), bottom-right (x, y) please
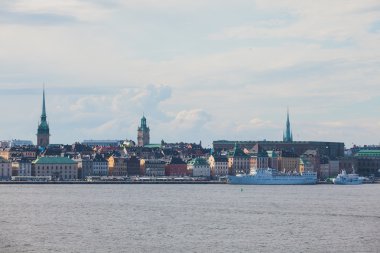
top-left (0, 0), bottom-right (379, 148)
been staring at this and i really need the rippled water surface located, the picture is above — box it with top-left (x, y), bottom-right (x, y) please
top-left (0, 184), bottom-right (379, 253)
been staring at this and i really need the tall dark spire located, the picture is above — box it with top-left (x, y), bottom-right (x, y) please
top-left (283, 108), bottom-right (293, 142)
top-left (37, 86), bottom-right (50, 147)
top-left (41, 86), bottom-right (47, 120)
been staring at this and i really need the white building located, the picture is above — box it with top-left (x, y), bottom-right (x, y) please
top-left (187, 158), bottom-right (210, 177)
top-left (33, 156), bottom-right (78, 180)
top-left (208, 155), bottom-right (228, 178)
top-left (0, 157), bottom-right (12, 179)
top-left (12, 159), bottom-right (32, 176)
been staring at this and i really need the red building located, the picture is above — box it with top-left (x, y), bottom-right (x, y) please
top-left (165, 157), bottom-right (188, 176)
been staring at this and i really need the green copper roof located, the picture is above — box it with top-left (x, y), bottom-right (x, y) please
top-left (355, 150), bottom-right (380, 157)
top-left (33, 156), bottom-right (76, 164)
top-left (188, 157), bottom-right (209, 166)
top-left (38, 88), bottom-right (50, 134)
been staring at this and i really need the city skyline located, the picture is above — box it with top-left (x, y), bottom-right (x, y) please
top-left (0, 1), bottom-right (379, 146)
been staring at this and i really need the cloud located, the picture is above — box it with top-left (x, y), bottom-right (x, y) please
top-left (172, 109), bottom-right (211, 129)
top-left (4, 0), bottom-right (113, 23)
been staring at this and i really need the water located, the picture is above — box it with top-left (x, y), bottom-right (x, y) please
top-left (0, 184), bottom-right (379, 253)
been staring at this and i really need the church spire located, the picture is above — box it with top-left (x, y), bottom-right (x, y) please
top-left (41, 85), bottom-right (47, 119)
top-left (283, 107), bottom-right (293, 142)
top-left (37, 86), bottom-right (50, 147)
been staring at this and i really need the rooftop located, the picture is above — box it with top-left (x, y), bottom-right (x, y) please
top-left (33, 156), bottom-right (77, 164)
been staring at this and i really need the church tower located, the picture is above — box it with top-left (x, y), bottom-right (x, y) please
top-left (283, 108), bottom-right (293, 142)
top-left (37, 88), bottom-right (50, 147)
top-left (137, 115), bottom-right (150, 146)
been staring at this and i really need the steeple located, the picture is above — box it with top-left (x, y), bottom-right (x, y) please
top-left (137, 114), bottom-right (150, 146)
top-left (283, 108), bottom-right (293, 142)
top-left (37, 86), bottom-right (50, 147)
top-left (41, 86), bottom-right (47, 120)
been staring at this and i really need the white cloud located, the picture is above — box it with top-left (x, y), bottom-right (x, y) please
top-left (172, 109), bottom-right (212, 129)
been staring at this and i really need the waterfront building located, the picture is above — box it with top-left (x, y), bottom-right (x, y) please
top-left (213, 141), bottom-right (344, 160)
top-left (92, 154), bottom-right (109, 176)
top-left (228, 144), bottom-right (250, 175)
top-left (267, 151), bottom-right (279, 170)
top-left (140, 159), bottom-right (166, 176)
top-left (32, 156), bottom-right (78, 180)
top-left (187, 158), bottom-right (210, 177)
top-left (249, 149), bottom-right (269, 171)
top-left (0, 157), bottom-right (12, 180)
top-left (37, 88), bottom-right (50, 148)
top-left (354, 150), bottom-right (380, 177)
top-left (278, 150), bottom-right (300, 172)
top-left (165, 157), bottom-right (188, 176)
top-left (320, 160), bottom-right (340, 179)
top-left (299, 150), bottom-right (320, 174)
top-left (74, 156), bottom-right (93, 179)
top-left (137, 115), bottom-right (150, 146)
top-left (126, 156), bottom-right (141, 176)
top-left (208, 155), bottom-right (228, 178)
top-left (11, 158), bottom-right (32, 177)
top-left (108, 156), bottom-right (127, 176)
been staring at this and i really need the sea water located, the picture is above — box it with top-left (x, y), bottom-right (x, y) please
top-left (0, 184), bottom-right (379, 253)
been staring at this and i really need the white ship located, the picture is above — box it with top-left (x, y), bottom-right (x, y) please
top-left (228, 168), bottom-right (317, 185)
top-left (333, 170), bottom-right (363, 185)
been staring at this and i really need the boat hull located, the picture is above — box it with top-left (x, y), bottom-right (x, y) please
top-left (333, 179), bottom-right (363, 185)
top-left (228, 175), bottom-right (317, 185)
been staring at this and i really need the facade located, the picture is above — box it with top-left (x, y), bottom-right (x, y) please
top-left (141, 159), bottom-right (166, 176)
top-left (299, 150), bottom-right (320, 174)
top-left (267, 151), bottom-right (279, 170)
top-left (37, 88), bottom-right (50, 147)
top-left (0, 147), bottom-right (37, 160)
top-left (213, 141), bottom-right (344, 160)
top-left (0, 157), bottom-right (12, 179)
top-left (93, 154), bottom-right (109, 176)
top-left (187, 158), bottom-right (210, 177)
top-left (137, 115), bottom-right (150, 146)
top-left (12, 158), bottom-right (32, 176)
top-left (320, 160), bottom-right (340, 179)
top-left (208, 155), bottom-right (228, 178)
top-left (32, 156), bottom-right (78, 180)
top-left (74, 157), bottom-right (94, 179)
top-left (228, 144), bottom-right (250, 175)
top-left (126, 156), bottom-right (141, 176)
top-left (354, 150), bottom-right (380, 177)
top-left (165, 157), bottom-right (188, 176)
top-left (249, 150), bottom-right (269, 171)
top-left (278, 150), bottom-right (300, 172)
top-left (108, 156), bottom-right (127, 176)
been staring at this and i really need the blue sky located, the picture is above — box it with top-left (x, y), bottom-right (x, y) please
top-left (0, 0), bottom-right (379, 147)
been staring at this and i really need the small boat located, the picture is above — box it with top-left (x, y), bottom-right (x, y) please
top-left (333, 170), bottom-right (363, 185)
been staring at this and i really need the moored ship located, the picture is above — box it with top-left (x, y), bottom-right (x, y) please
top-left (333, 170), bottom-right (363, 185)
top-left (228, 168), bottom-right (317, 185)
